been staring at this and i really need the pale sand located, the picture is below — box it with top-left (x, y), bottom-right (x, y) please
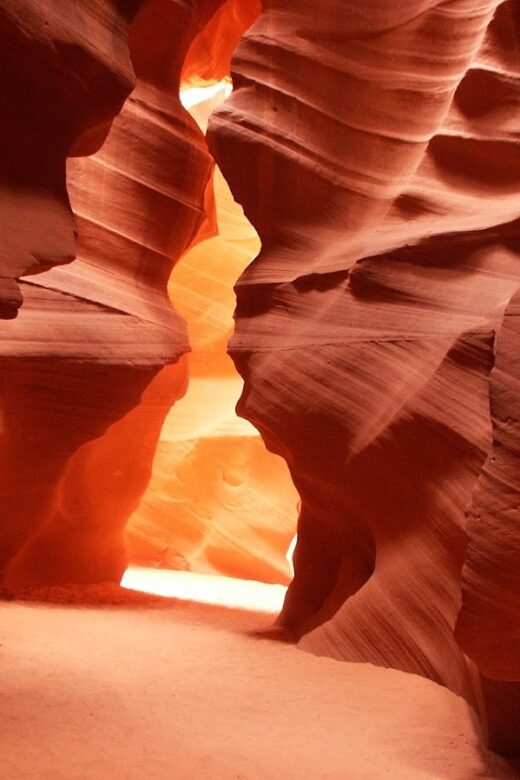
top-left (1, 580), bottom-right (516, 779)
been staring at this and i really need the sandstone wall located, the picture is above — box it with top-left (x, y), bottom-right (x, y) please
top-left (208, 0), bottom-right (520, 753)
top-left (0, 0), bottom-right (227, 592)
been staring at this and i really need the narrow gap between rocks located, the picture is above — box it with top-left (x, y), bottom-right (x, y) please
top-left (123, 77), bottom-right (299, 612)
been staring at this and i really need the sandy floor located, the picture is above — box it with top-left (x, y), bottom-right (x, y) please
top-left (1, 585), bottom-right (517, 780)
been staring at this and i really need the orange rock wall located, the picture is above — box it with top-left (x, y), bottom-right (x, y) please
top-left (0, 0), bottom-right (232, 592)
top-left (182, 0), bottom-right (261, 86)
top-left (208, 0), bottom-right (520, 754)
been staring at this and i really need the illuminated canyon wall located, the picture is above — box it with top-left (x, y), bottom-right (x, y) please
top-left (0, 0), bottom-right (259, 592)
top-left (0, 0), bottom-right (519, 759)
top-left (125, 85), bottom-right (298, 584)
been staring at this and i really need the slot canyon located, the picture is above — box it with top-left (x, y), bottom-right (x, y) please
top-left (1, 0), bottom-right (519, 777)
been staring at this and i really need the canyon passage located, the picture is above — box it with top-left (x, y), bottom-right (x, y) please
top-left (0, 0), bottom-right (519, 777)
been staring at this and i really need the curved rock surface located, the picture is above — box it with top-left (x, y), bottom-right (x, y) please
top-left (456, 287), bottom-right (520, 755)
top-left (0, 0), bottom-right (141, 318)
top-left (208, 0), bottom-right (520, 754)
top-left (182, 0), bottom-right (260, 86)
top-left (0, 0), bottom-right (230, 593)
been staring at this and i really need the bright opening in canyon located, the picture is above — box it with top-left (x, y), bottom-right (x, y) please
top-left (123, 80), bottom-right (299, 607)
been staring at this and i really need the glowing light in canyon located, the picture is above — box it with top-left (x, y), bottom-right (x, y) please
top-left (121, 566), bottom-right (287, 612)
top-left (124, 81), bottom-right (299, 597)
top-left (180, 79), bottom-right (233, 112)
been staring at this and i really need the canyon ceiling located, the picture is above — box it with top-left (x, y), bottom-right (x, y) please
top-left (0, 0), bottom-right (519, 760)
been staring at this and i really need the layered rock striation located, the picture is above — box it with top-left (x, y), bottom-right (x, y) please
top-left (0, 0), bottom-right (233, 592)
top-left (209, 0), bottom-right (520, 753)
top-left (0, 0), bottom-right (142, 318)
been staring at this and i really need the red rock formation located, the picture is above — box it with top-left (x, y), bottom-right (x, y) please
top-left (0, 0), bottom-right (141, 318)
top-left (208, 0), bottom-right (520, 753)
top-left (182, 0), bottom-right (261, 86)
top-left (454, 14), bottom-right (520, 737)
top-left (0, 0), bottom-right (230, 593)
top-left (456, 287), bottom-right (520, 754)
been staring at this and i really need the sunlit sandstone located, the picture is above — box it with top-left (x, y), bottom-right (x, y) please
top-left (0, 0), bottom-right (257, 592)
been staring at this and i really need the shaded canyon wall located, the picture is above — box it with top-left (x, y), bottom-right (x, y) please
top-left (208, 0), bottom-right (520, 755)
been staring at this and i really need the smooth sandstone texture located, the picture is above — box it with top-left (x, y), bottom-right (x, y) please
top-left (456, 288), bottom-right (520, 756)
top-left (457, 288), bottom-right (520, 681)
top-left (0, 0), bottom-right (233, 593)
top-left (0, 0), bottom-right (141, 317)
top-left (182, 0), bottom-right (261, 86)
top-left (208, 0), bottom-right (520, 754)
